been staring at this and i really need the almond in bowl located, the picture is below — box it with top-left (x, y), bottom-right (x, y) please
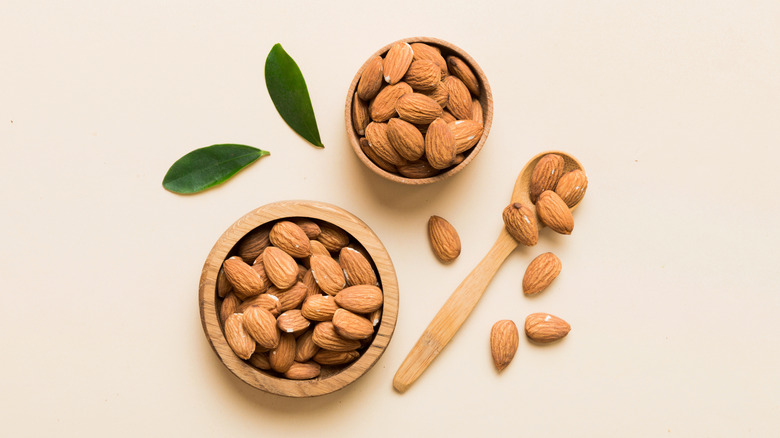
top-left (346, 37), bottom-right (493, 184)
top-left (199, 201), bottom-right (399, 397)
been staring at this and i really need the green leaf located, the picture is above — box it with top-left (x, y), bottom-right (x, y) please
top-left (265, 43), bottom-right (324, 148)
top-left (162, 144), bottom-right (270, 194)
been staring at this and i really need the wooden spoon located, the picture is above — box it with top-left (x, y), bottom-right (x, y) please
top-left (392, 151), bottom-right (585, 393)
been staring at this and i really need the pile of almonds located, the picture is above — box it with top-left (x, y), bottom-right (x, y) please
top-left (351, 41), bottom-right (486, 179)
top-left (502, 153), bottom-right (588, 244)
top-left (217, 219), bottom-right (383, 380)
top-left (490, 153), bottom-right (588, 371)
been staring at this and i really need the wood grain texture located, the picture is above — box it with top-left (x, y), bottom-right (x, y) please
top-left (345, 36), bottom-right (494, 185)
top-left (393, 151), bottom-right (584, 392)
top-left (199, 201), bottom-right (399, 397)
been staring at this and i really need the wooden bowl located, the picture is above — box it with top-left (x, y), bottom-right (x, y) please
top-left (198, 200), bottom-right (399, 397)
top-left (345, 36), bottom-right (494, 185)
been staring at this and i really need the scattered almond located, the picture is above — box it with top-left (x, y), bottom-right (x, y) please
top-left (428, 215), bottom-right (461, 263)
top-left (523, 252), bottom-right (562, 296)
top-left (490, 320), bottom-right (519, 371)
top-left (524, 313), bottom-right (571, 343)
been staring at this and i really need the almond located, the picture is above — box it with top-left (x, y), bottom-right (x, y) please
top-left (335, 285), bottom-right (383, 313)
top-left (237, 293), bottom-right (280, 316)
top-left (302, 269), bottom-right (322, 297)
top-left (425, 118), bottom-right (456, 169)
top-left (269, 221), bottom-right (311, 258)
top-left (365, 122), bottom-right (408, 167)
top-left (277, 309), bottom-right (311, 334)
top-left (397, 159), bottom-right (440, 179)
top-left (421, 81), bottom-right (449, 108)
top-left (369, 82), bottom-right (412, 122)
top-left (312, 322), bottom-right (361, 351)
top-left (555, 169), bottom-right (588, 208)
top-left (333, 308), bottom-right (375, 340)
top-left (217, 267), bottom-right (232, 298)
top-left (490, 320), bottom-right (519, 371)
top-left (294, 219), bottom-right (322, 240)
top-left (446, 56), bottom-right (479, 95)
top-left (524, 313), bottom-right (571, 343)
top-left (470, 97), bottom-right (483, 124)
top-left (262, 247), bottom-right (299, 290)
top-left (249, 258), bottom-right (270, 294)
top-left (451, 153), bottom-right (466, 166)
top-left (448, 120), bottom-right (483, 153)
top-left (440, 110), bottom-right (457, 124)
top-left (529, 153), bottom-right (565, 203)
top-left (537, 191), bottom-right (574, 235)
top-left (224, 313), bottom-right (255, 360)
top-left (339, 247), bottom-right (377, 286)
top-left (310, 254), bottom-right (346, 295)
top-left (403, 59), bottom-right (441, 91)
top-left (297, 263), bottom-right (307, 281)
top-left (357, 56), bottom-right (383, 101)
top-left (410, 42), bottom-right (448, 77)
top-left (223, 256), bottom-right (265, 300)
top-left (523, 252), bottom-right (562, 296)
top-left (284, 361), bottom-right (321, 380)
top-left (242, 305), bottom-right (280, 349)
top-left (317, 224), bottom-right (350, 253)
top-left (269, 333), bottom-right (296, 373)
top-left (301, 294), bottom-right (338, 321)
top-left (247, 351), bottom-right (271, 370)
top-left (502, 203), bottom-right (539, 246)
top-left (396, 93), bottom-right (443, 125)
top-left (387, 118), bottom-right (425, 161)
top-left (313, 349), bottom-right (360, 366)
top-left (428, 215), bottom-right (461, 263)
top-left (294, 329), bottom-right (320, 362)
top-left (220, 292), bottom-right (240, 324)
top-left (368, 308), bottom-right (382, 327)
top-left (236, 227), bottom-right (270, 263)
top-left (443, 76), bottom-right (472, 120)
top-left (360, 137), bottom-right (398, 174)
top-left (271, 281), bottom-right (308, 312)
top-left (383, 42), bottom-right (414, 84)
top-left (352, 92), bottom-right (370, 136)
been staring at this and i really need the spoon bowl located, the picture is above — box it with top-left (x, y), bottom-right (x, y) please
top-left (512, 150), bottom-right (585, 209)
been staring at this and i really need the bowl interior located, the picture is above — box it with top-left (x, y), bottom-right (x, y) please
top-left (345, 36), bottom-right (494, 185)
top-left (198, 200), bottom-right (399, 397)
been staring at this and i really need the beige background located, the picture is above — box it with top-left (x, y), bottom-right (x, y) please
top-left (1, 1), bottom-right (779, 436)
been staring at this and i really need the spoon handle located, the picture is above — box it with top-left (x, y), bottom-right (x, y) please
top-left (393, 230), bottom-right (518, 393)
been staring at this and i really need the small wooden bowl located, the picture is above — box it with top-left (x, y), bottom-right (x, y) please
top-left (198, 201), bottom-right (399, 397)
top-left (345, 36), bottom-right (494, 185)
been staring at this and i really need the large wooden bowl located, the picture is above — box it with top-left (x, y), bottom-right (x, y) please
top-left (199, 200), bottom-right (399, 397)
top-left (345, 36), bottom-right (494, 185)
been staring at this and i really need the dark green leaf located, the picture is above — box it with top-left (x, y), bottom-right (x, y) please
top-left (162, 144), bottom-right (270, 194)
top-left (265, 43), bottom-right (324, 148)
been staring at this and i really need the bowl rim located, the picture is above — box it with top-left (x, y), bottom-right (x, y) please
top-left (198, 200), bottom-right (399, 397)
top-left (345, 36), bottom-right (494, 185)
